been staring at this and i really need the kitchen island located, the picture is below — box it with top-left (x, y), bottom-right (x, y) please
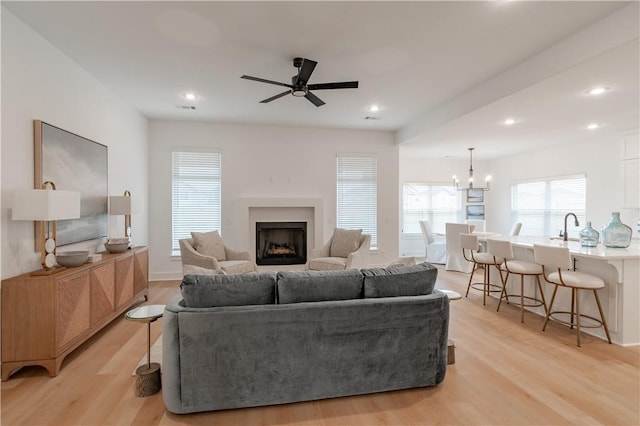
top-left (494, 236), bottom-right (639, 346)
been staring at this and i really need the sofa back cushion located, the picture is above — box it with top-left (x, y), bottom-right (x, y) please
top-left (180, 273), bottom-right (276, 308)
top-left (277, 269), bottom-right (364, 304)
top-left (362, 262), bottom-right (438, 298)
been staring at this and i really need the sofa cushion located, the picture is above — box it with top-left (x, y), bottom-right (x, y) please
top-left (191, 230), bottom-right (226, 261)
top-left (362, 262), bottom-right (438, 298)
top-left (330, 228), bottom-right (362, 258)
top-left (277, 269), bottom-right (364, 304)
top-left (308, 257), bottom-right (348, 271)
top-left (180, 273), bottom-right (275, 308)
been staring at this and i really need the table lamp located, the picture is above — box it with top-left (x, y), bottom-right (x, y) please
top-left (110, 190), bottom-right (132, 242)
top-left (12, 181), bottom-right (81, 275)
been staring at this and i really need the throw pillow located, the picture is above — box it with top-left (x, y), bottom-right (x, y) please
top-left (180, 272), bottom-right (276, 308)
top-left (329, 228), bottom-right (362, 258)
top-left (191, 230), bottom-right (226, 261)
top-left (362, 262), bottom-right (438, 298)
top-left (276, 269), bottom-right (364, 304)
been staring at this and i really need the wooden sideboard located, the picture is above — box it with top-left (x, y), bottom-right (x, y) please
top-left (1, 246), bottom-right (149, 381)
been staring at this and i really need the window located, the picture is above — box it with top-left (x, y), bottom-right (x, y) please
top-left (337, 154), bottom-right (377, 248)
top-left (172, 149), bottom-right (221, 254)
top-left (511, 174), bottom-right (586, 238)
top-left (402, 183), bottom-right (461, 234)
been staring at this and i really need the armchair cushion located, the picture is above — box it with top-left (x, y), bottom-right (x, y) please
top-left (219, 260), bottom-right (256, 275)
top-left (182, 264), bottom-right (222, 276)
top-left (362, 262), bottom-right (438, 298)
top-left (308, 257), bottom-right (348, 271)
top-left (330, 228), bottom-right (362, 258)
top-left (191, 230), bottom-right (226, 261)
top-left (180, 273), bottom-right (276, 308)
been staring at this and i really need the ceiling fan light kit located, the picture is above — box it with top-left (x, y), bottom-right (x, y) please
top-left (241, 57), bottom-right (358, 107)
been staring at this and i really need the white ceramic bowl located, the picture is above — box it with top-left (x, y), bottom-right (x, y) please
top-left (104, 242), bottom-right (129, 253)
top-left (56, 251), bottom-right (89, 267)
top-left (108, 237), bottom-right (129, 244)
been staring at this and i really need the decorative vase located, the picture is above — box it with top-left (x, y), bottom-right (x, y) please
top-left (600, 212), bottom-right (632, 248)
top-left (579, 221), bottom-right (599, 247)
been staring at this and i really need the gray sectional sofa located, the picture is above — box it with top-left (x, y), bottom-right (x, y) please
top-left (162, 262), bottom-right (449, 414)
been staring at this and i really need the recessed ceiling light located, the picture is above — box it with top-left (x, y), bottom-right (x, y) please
top-left (503, 118), bottom-right (516, 125)
top-left (183, 92), bottom-right (198, 101)
top-left (368, 105), bottom-right (380, 112)
top-left (586, 87), bottom-right (609, 96)
top-left (587, 123), bottom-right (601, 130)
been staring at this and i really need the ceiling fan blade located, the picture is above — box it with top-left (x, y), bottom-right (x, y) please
top-left (307, 81), bottom-right (359, 90)
top-left (260, 90), bottom-right (291, 103)
top-left (241, 75), bottom-right (293, 88)
top-left (305, 91), bottom-right (325, 107)
top-left (295, 58), bottom-right (317, 85)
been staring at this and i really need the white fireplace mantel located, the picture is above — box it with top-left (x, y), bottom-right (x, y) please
top-left (236, 197), bottom-right (324, 261)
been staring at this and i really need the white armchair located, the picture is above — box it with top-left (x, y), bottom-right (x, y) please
top-left (445, 223), bottom-right (474, 273)
top-left (307, 229), bottom-right (371, 271)
top-left (179, 231), bottom-right (256, 275)
top-left (419, 220), bottom-right (446, 264)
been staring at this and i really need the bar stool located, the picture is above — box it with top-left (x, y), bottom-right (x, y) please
top-left (533, 244), bottom-right (612, 347)
top-left (460, 233), bottom-right (503, 306)
top-left (488, 239), bottom-right (547, 323)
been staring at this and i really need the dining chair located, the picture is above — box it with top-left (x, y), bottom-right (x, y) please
top-left (488, 239), bottom-right (547, 323)
top-left (509, 222), bottom-right (523, 236)
top-left (445, 223), bottom-right (473, 273)
top-left (466, 219), bottom-right (486, 232)
top-left (419, 220), bottom-right (446, 264)
top-left (533, 244), bottom-right (612, 347)
top-left (460, 233), bottom-right (504, 306)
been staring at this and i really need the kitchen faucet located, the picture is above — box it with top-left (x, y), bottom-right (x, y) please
top-left (563, 213), bottom-right (580, 242)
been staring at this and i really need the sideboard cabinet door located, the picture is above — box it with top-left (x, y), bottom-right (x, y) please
top-left (56, 271), bottom-right (91, 351)
top-left (90, 262), bottom-right (116, 327)
top-left (115, 253), bottom-right (134, 309)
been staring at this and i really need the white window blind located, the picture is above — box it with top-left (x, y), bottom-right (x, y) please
top-left (402, 183), bottom-right (461, 234)
top-left (511, 174), bottom-right (586, 238)
top-left (172, 150), bottom-right (222, 253)
top-left (337, 154), bottom-right (377, 248)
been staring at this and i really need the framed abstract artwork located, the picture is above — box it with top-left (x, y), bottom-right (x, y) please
top-left (467, 188), bottom-right (484, 203)
top-left (466, 204), bottom-right (485, 220)
top-left (34, 120), bottom-right (108, 249)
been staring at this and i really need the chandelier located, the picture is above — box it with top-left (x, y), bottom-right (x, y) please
top-left (453, 147), bottom-right (491, 191)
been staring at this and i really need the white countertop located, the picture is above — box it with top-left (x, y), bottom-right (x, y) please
top-left (501, 236), bottom-right (640, 260)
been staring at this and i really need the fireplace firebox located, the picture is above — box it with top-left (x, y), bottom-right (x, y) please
top-left (256, 222), bottom-right (307, 265)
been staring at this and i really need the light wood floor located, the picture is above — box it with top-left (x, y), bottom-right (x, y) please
top-left (2, 267), bottom-right (638, 425)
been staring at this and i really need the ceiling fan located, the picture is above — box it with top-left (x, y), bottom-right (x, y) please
top-left (241, 57), bottom-right (358, 107)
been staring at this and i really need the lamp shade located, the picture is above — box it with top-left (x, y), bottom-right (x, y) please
top-left (12, 189), bottom-right (81, 221)
top-left (109, 195), bottom-right (132, 215)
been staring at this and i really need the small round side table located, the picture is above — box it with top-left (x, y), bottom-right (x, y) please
top-left (125, 304), bottom-right (165, 397)
top-left (439, 289), bottom-right (461, 365)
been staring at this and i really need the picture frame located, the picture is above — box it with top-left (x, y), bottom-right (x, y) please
top-left (34, 120), bottom-right (108, 250)
top-left (467, 188), bottom-right (484, 203)
top-left (466, 204), bottom-right (485, 220)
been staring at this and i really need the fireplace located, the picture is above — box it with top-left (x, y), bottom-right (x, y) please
top-left (256, 222), bottom-right (307, 265)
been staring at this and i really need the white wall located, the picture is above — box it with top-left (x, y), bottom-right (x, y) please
top-left (1, 10), bottom-right (149, 278)
top-left (148, 120), bottom-right (398, 280)
top-left (489, 135), bottom-right (637, 237)
top-left (399, 134), bottom-right (636, 256)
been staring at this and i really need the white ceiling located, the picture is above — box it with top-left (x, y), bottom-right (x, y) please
top-left (3, 1), bottom-right (639, 159)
